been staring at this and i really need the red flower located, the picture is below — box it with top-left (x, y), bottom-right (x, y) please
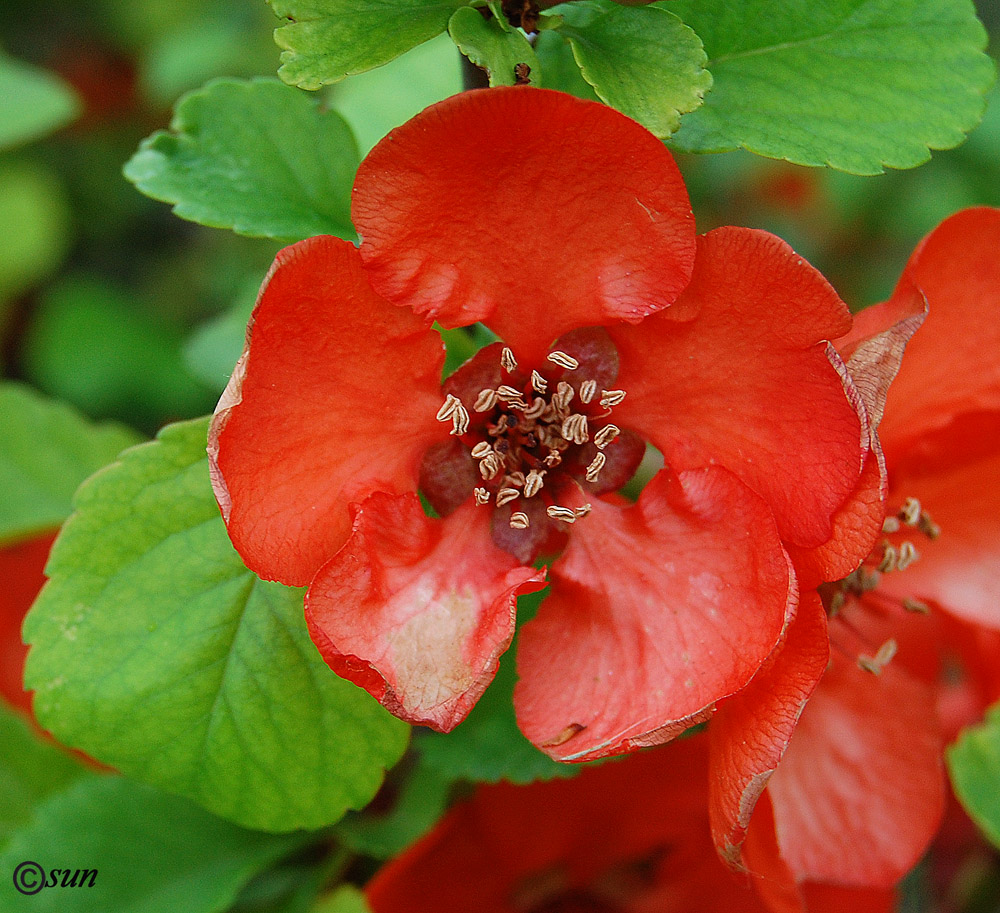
top-left (209, 87), bottom-right (868, 754)
top-left (707, 207), bottom-right (1000, 897)
top-left (365, 734), bottom-right (893, 913)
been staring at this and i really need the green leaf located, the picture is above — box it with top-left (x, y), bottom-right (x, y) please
top-left (269, 0), bottom-right (466, 90)
top-left (0, 383), bottom-right (140, 546)
top-left (533, 31), bottom-right (600, 102)
top-left (0, 55), bottom-right (80, 150)
top-left (0, 776), bottom-right (304, 912)
top-left (123, 78), bottom-right (359, 241)
top-left (448, 8), bottom-right (539, 87)
top-left (552, 0), bottom-right (711, 138)
top-left (0, 705), bottom-right (85, 845)
top-left (668, 0), bottom-right (995, 174)
top-left (418, 590), bottom-right (576, 785)
top-left (312, 886), bottom-right (371, 913)
top-left (24, 417), bottom-right (409, 832)
top-left (948, 703), bottom-right (1000, 848)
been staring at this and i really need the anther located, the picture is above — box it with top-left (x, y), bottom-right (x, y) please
top-left (561, 414), bottom-right (589, 445)
top-left (546, 505), bottom-right (578, 523)
top-left (585, 452), bottom-right (606, 482)
top-left (919, 513), bottom-right (941, 540)
top-left (479, 452), bottom-right (503, 480)
top-left (547, 350), bottom-right (580, 371)
top-left (882, 516), bottom-right (901, 534)
top-left (470, 441), bottom-right (493, 459)
top-left (474, 388), bottom-right (498, 412)
top-left (903, 598), bottom-right (930, 614)
top-left (594, 424), bottom-right (620, 450)
top-left (474, 487), bottom-right (490, 505)
top-left (524, 469), bottom-right (546, 498)
top-left (496, 488), bottom-right (520, 507)
top-left (487, 415), bottom-right (509, 435)
top-left (579, 379), bottom-right (597, 404)
top-left (507, 471), bottom-right (526, 488)
top-left (544, 450), bottom-right (562, 468)
top-left (877, 545), bottom-right (898, 573)
top-left (501, 347), bottom-right (518, 373)
top-left (523, 397), bottom-right (547, 420)
top-left (436, 393), bottom-right (462, 422)
top-left (509, 511), bottom-right (530, 529)
top-left (897, 541), bottom-right (919, 570)
top-left (900, 497), bottom-right (922, 527)
top-left (574, 504), bottom-right (592, 519)
top-left (531, 370), bottom-right (548, 394)
top-left (600, 390), bottom-right (626, 408)
top-left (552, 381), bottom-right (574, 413)
top-left (497, 385), bottom-right (524, 402)
top-left (451, 404), bottom-right (470, 436)
top-left (857, 639), bottom-right (898, 676)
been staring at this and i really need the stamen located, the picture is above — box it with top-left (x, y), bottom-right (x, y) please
top-left (552, 382), bottom-right (574, 413)
top-left (497, 385), bottom-right (524, 401)
top-left (474, 388), bottom-right (498, 412)
top-left (496, 488), bottom-right (520, 507)
top-left (585, 452), bottom-right (606, 482)
top-left (594, 424), bottom-right (620, 450)
top-left (451, 404), bottom-right (470, 436)
top-left (919, 513), bottom-right (941, 540)
top-left (547, 350), bottom-right (580, 371)
top-left (857, 638), bottom-right (898, 676)
top-left (903, 598), bottom-right (930, 614)
top-left (543, 449), bottom-right (562, 468)
top-left (600, 390), bottom-right (626, 408)
top-left (574, 504), bottom-right (592, 519)
top-left (479, 452), bottom-right (504, 480)
top-left (501, 347), bottom-right (518, 373)
top-left (523, 397), bottom-right (547, 420)
top-left (531, 370), bottom-right (548, 394)
top-left (435, 393), bottom-right (462, 422)
top-left (523, 469), bottom-right (546, 498)
top-left (882, 516), bottom-right (901, 534)
top-left (487, 415), bottom-right (509, 435)
top-left (509, 511), bottom-right (530, 529)
top-left (877, 544), bottom-right (898, 573)
top-left (506, 471), bottom-right (527, 488)
top-left (561, 414), bottom-right (589, 445)
top-left (900, 497), bottom-right (922, 527)
top-left (897, 541), bottom-right (919, 570)
top-left (579, 379), bottom-right (597, 404)
top-left (546, 505), bottom-right (578, 523)
top-left (474, 487), bottom-right (490, 505)
top-left (470, 441), bottom-right (493, 458)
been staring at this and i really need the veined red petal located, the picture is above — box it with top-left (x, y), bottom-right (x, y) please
top-left (879, 207), bottom-right (1000, 461)
top-left (709, 593), bottom-right (829, 867)
top-left (766, 645), bottom-right (945, 887)
top-left (609, 227), bottom-right (861, 550)
top-left (209, 236), bottom-right (445, 586)
top-left (514, 467), bottom-right (794, 761)
top-left (353, 87), bottom-right (696, 363)
top-left (305, 493), bottom-right (544, 732)
top-left (882, 441), bottom-right (1000, 631)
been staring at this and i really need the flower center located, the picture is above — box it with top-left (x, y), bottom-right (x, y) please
top-left (821, 496), bottom-right (941, 674)
top-left (436, 346), bottom-right (628, 530)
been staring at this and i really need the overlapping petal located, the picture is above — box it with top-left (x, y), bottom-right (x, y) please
top-left (209, 236), bottom-right (445, 586)
top-left (514, 467), bottom-right (795, 761)
top-left (305, 493), bottom-right (544, 731)
top-left (709, 593), bottom-right (829, 866)
top-left (353, 87), bottom-right (697, 363)
top-left (878, 207), bottom-right (1000, 462)
top-left (608, 227), bottom-right (861, 551)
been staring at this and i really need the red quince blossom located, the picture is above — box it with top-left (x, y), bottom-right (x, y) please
top-left (365, 734), bottom-right (894, 913)
top-left (209, 87), bottom-right (868, 755)
top-left (707, 207), bottom-right (1000, 899)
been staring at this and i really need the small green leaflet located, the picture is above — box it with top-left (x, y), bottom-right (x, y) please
top-left (0, 776), bottom-right (305, 912)
top-left (269, 0), bottom-right (467, 90)
top-left (0, 705), bottom-right (84, 845)
top-left (0, 55), bottom-right (80, 150)
top-left (124, 78), bottom-right (359, 241)
top-left (948, 703), bottom-right (1000, 849)
top-left (313, 886), bottom-right (372, 913)
top-left (449, 8), bottom-right (539, 87)
top-left (24, 417), bottom-right (409, 832)
top-left (668, 0), bottom-right (995, 174)
top-left (0, 383), bottom-right (140, 546)
top-left (551, 1), bottom-right (711, 138)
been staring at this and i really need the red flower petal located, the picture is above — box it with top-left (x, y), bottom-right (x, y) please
top-left (882, 440), bottom-right (1000, 631)
top-left (305, 492), bottom-right (544, 731)
top-left (709, 592), bottom-right (829, 866)
top-left (353, 87), bottom-right (696, 363)
top-left (609, 227), bottom-right (861, 550)
top-left (765, 644), bottom-right (945, 887)
top-left (0, 533), bottom-right (55, 714)
top-left (209, 236), bottom-right (445, 586)
top-left (879, 207), bottom-right (1000, 461)
top-left (514, 467), bottom-right (794, 761)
